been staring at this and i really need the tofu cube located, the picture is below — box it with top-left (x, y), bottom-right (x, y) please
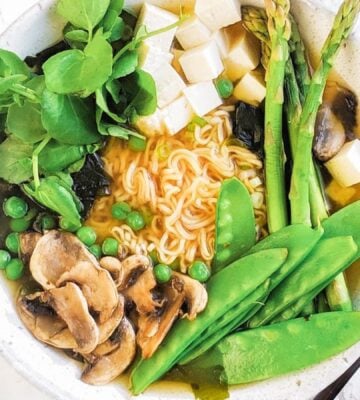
top-left (179, 41), bottom-right (224, 83)
top-left (183, 81), bottom-right (222, 116)
top-left (233, 70), bottom-right (266, 106)
top-left (135, 4), bottom-right (178, 52)
top-left (195, 0), bottom-right (242, 31)
top-left (212, 29), bottom-right (229, 57)
top-left (224, 22), bottom-right (260, 81)
top-left (171, 48), bottom-right (185, 77)
top-left (325, 139), bottom-right (360, 187)
top-left (176, 16), bottom-right (212, 49)
top-left (126, 0), bottom-right (195, 15)
top-left (151, 64), bottom-right (186, 108)
top-left (161, 96), bottom-right (195, 135)
top-left (138, 43), bottom-right (174, 74)
top-left (134, 108), bottom-right (165, 137)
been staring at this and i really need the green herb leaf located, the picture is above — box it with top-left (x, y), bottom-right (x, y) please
top-left (6, 101), bottom-right (47, 143)
top-left (23, 175), bottom-right (82, 227)
top-left (41, 89), bottom-right (101, 145)
top-left (105, 78), bottom-right (123, 103)
top-left (57, 0), bottom-right (110, 31)
top-left (0, 137), bottom-right (33, 184)
top-left (43, 31), bottom-right (113, 96)
top-left (124, 69), bottom-right (157, 117)
top-left (64, 29), bottom-right (89, 43)
top-left (0, 49), bottom-right (31, 78)
top-left (112, 50), bottom-right (138, 79)
top-left (0, 75), bottom-right (27, 94)
top-left (95, 87), bottom-right (126, 123)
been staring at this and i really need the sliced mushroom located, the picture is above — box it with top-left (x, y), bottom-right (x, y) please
top-left (81, 317), bottom-right (136, 385)
top-left (118, 254), bottom-right (152, 290)
top-left (136, 272), bottom-right (208, 358)
top-left (30, 231), bottom-right (118, 323)
top-left (99, 257), bottom-right (124, 287)
top-left (19, 232), bottom-right (42, 265)
top-left (123, 268), bottom-right (162, 314)
top-left (17, 283), bottom-right (99, 353)
top-left (98, 295), bottom-right (124, 344)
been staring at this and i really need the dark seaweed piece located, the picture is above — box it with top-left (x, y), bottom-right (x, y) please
top-left (232, 102), bottom-right (265, 159)
top-left (71, 153), bottom-right (111, 217)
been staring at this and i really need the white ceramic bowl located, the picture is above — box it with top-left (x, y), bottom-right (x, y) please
top-left (0, 1), bottom-right (359, 399)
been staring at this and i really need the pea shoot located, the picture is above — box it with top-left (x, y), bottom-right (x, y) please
top-left (76, 226), bottom-right (97, 246)
top-left (154, 264), bottom-right (172, 283)
top-left (102, 238), bottom-right (119, 256)
top-left (189, 260), bottom-right (210, 283)
top-left (216, 78), bottom-right (234, 99)
top-left (112, 202), bottom-right (131, 220)
top-left (0, 250), bottom-right (11, 270)
top-left (5, 258), bottom-right (24, 281)
top-left (5, 232), bottom-right (20, 254)
top-left (126, 211), bottom-right (145, 231)
top-left (129, 136), bottom-right (147, 152)
top-left (3, 196), bottom-right (28, 219)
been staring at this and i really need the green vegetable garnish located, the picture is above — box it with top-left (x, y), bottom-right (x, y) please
top-left (111, 201), bottom-right (131, 220)
top-left (5, 232), bottom-right (20, 254)
top-left (128, 135), bottom-right (147, 152)
top-left (215, 78), bottom-right (234, 99)
top-left (0, 250), bottom-right (11, 270)
top-left (5, 258), bottom-right (24, 281)
top-left (88, 243), bottom-right (102, 259)
top-left (154, 264), bottom-right (172, 284)
top-left (189, 261), bottom-right (210, 283)
top-left (102, 237), bottom-right (119, 256)
top-left (76, 226), bottom-right (97, 246)
top-left (9, 217), bottom-right (31, 233)
top-left (3, 196), bottom-right (28, 219)
top-left (126, 211), bottom-right (145, 231)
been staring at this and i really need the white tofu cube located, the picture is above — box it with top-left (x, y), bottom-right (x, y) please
top-left (135, 4), bottom-right (178, 52)
top-left (134, 108), bottom-right (165, 137)
top-left (151, 64), bottom-right (186, 108)
top-left (183, 81), bottom-right (222, 116)
top-left (195, 0), bottom-right (242, 31)
top-left (233, 70), bottom-right (266, 106)
top-left (125, 0), bottom-right (195, 15)
top-left (325, 139), bottom-right (360, 187)
top-left (224, 22), bottom-right (260, 81)
top-left (212, 29), bottom-right (229, 57)
top-left (161, 96), bottom-right (195, 135)
top-left (176, 16), bottom-right (211, 50)
top-left (179, 41), bottom-right (224, 83)
top-left (172, 48), bottom-right (185, 77)
top-left (138, 43), bottom-right (174, 74)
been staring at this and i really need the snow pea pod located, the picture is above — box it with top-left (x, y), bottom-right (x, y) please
top-left (191, 312), bottom-right (360, 385)
top-left (212, 178), bottom-right (256, 273)
top-left (247, 224), bottom-right (323, 290)
top-left (249, 236), bottom-right (358, 328)
top-left (131, 248), bottom-right (288, 395)
top-left (178, 280), bottom-right (270, 365)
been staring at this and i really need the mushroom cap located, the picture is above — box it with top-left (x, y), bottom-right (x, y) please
top-left (81, 317), bottom-right (136, 386)
top-left (99, 257), bottom-right (124, 287)
top-left (98, 295), bottom-right (125, 344)
top-left (118, 254), bottom-right (152, 290)
top-left (17, 283), bottom-right (99, 353)
top-left (19, 232), bottom-right (42, 265)
top-left (30, 231), bottom-right (118, 323)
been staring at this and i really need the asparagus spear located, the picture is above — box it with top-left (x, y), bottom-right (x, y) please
top-left (289, 0), bottom-right (360, 226)
top-left (263, 0), bottom-right (291, 233)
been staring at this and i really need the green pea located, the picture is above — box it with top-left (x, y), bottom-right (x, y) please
top-left (59, 217), bottom-right (80, 232)
top-left (5, 232), bottom-right (20, 254)
top-left (129, 136), bottom-right (147, 152)
top-left (126, 211), bottom-right (145, 231)
top-left (154, 264), bottom-right (172, 283)
top-left (5, 258), bottom-right (24, 281)
top-left (0, 250), bottom-right (11, 270)
top-left (102, 238), bottom-right (119, 256)
top-left (189, 260), bottom-right (210, 283)
top-left (215, 78), bottom-right (234, 99)
top-left (41, 215), bottom-right (56, 230)
top-left (112, 202), bottom-right (131, 220)
top-left (3, 196), bottom-right (28, 219)
top-left (88, 244), bottom-right (102, 259)
top-left (76, 226), bottom-right (97, 246)
top-left (10, 217), bottom-right (31, 233)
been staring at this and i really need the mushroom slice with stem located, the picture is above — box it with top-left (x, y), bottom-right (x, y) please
top-left (30, 231), bottom-right (118, 323)
top-left (81, 317), bottom-right (136, 386)
top-left (99, 257), bottom-right (124, 287)
top-left (118, 254), bottom-right (152, 290)
top-left (19, 232), bottom-right (42, 265)
top-left (98, 295), bottom-right (125, 344)
top-left (17, 283), bottom-right (99, 353)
